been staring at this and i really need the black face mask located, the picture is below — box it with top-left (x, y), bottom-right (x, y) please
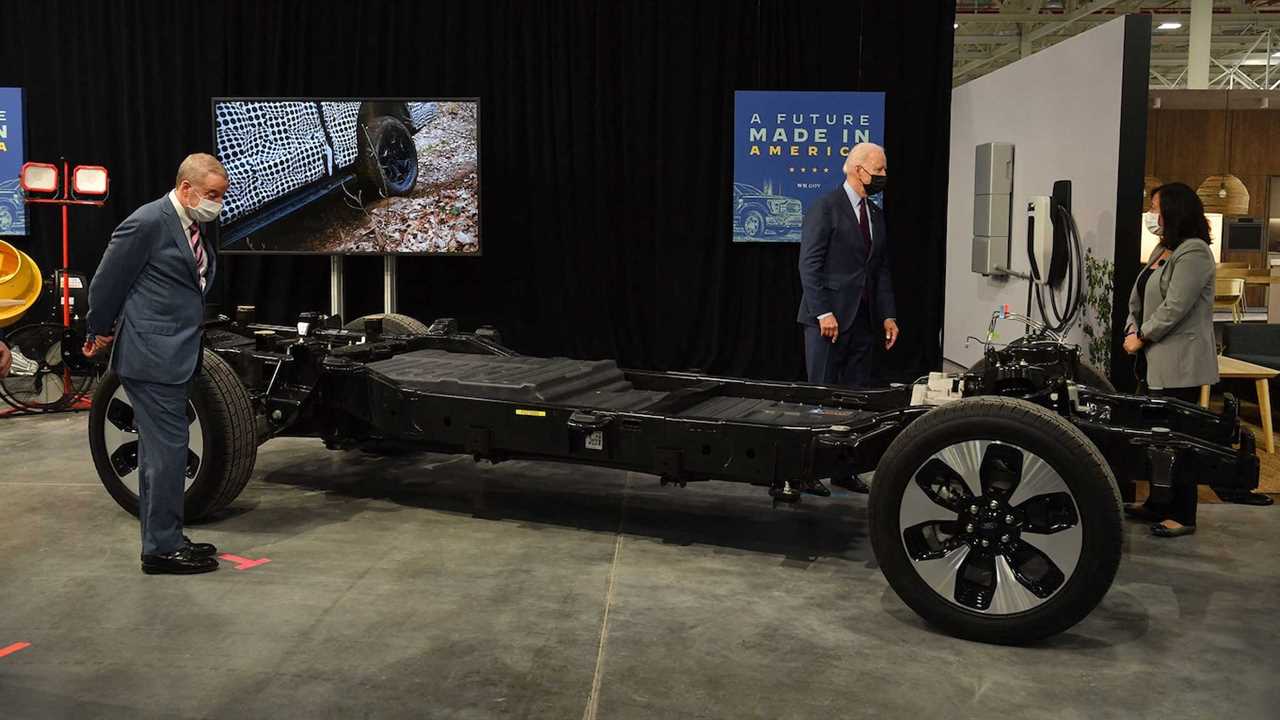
top-left (863, 171), bottom-right (887, 195)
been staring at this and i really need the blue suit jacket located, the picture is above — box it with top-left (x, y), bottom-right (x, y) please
top-left (87, 195), bottom-right (215, 384)
top-left (796, 186), bottom-right (896, 327)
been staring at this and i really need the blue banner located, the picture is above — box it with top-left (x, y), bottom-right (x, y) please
top-left (0, 87), bottom-right (26, 236)
top-left (732, 90), bottom-right (884, 243)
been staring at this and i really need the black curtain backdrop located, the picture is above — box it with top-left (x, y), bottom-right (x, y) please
top-left (2, 0), bottom-right (954, 382)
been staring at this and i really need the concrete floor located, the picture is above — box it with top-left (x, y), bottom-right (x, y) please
top-left (1, 411), bottom-right (1278, 720)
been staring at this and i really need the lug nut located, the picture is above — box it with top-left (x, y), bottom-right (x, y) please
top-left (981, 539), bottom-right (991, 548)
top-left (989, 500), bottom-right (1000, 509)
top-left (966, 524), bottom-right (975, 534)
top-left (1000, 534), bottom-right (1011, 543)
top-left (1004, 514), bottom-right (1015, 524)
top-left (969, 504), bottom-right (979, 514)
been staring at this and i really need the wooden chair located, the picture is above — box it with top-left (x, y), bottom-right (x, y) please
top-left (1214, 277), bottom-right (1245, 323)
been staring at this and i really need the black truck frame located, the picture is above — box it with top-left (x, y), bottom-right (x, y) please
top-left (88, 311), bottom-right (1259, 645)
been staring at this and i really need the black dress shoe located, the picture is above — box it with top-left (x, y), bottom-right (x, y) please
top-left (1214, 491), bottom-right (1274, 506)
top-left (141, 546), bottom-right (220, 575)
top-left (833, 475), bottom-right (870, 494)
top-left (182, 535), bottom-right (218, 558)
top-left (802, 479), bottom-right (832, 497)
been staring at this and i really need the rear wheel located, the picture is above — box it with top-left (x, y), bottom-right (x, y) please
top-left (0, 322), bottom-right (96, 412)
top-left (89, 349), bottom-right (258, 522)
top-left (343, 312), bottom-right (429, 336)
top-left (869, 396), bottom-right (1121, 644)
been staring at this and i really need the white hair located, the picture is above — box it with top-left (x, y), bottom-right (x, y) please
top-left (842, 142), bottom-right (885, 174)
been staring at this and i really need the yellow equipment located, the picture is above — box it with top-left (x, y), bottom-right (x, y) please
top-left (0, 239), bottom-right (43, 329)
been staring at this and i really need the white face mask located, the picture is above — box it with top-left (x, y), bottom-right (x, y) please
top-left (1143, 211), bottom-right (1162, 236)
top-left (188, 197), bottom-right (223, 223)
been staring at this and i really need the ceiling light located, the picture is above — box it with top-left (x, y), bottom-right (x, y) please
top-left (1157, 22), bottom-right (1182, 30)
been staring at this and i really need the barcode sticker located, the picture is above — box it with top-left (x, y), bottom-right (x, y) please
top-left (585, 431), bottom-right (604, 451)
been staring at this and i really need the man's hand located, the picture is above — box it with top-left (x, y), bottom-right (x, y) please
top-left (883, 319), bottom-right (899, 350)
top-left (1122, 333), bottom-right (1143, 355)
top-left (83, 335), bottom-right (114, 358)
top-left (0, 341), bottom-right (10, 378)
top-left (819, 314), bottom-right (839, 343)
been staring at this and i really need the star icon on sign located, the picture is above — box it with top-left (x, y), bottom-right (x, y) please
top-left (800, 167), bottom-right (807, 173)
top-left (789, 167), bottom-right (795, 173)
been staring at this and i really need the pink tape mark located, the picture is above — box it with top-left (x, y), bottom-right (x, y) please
top-left (218, 553), bottom-right (271, 571)
top-left (0, 642), bottom-right (31, 658)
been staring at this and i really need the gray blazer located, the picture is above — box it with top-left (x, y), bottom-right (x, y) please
top-left (87, 195), bottom-right (215, 384)
top-left (1125, 238), bottom-right (1218, 389)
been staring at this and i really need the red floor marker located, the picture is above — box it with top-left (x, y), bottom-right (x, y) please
top-left (218, 553), bottom-right (271, 570)
top-left (0, 642), bottom-right (31, 658)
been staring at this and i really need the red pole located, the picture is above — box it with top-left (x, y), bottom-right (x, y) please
top-left (61, 160), bottom-right (71, 329)
top-left (61, 160), bottom-right (73, 402)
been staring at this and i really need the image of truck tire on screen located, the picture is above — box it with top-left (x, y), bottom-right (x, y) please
top-left (88, 349), bottom-right (259, 522)
top-left (357, 115), bottom-right (418, 196)
top-left (868, 396), bottom-right (1122, 645)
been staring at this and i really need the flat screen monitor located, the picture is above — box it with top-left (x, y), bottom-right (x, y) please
top-left (212, 97), bottom-right (479, 255)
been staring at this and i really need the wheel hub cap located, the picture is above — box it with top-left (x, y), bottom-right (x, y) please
top-left (898, 439), bottom-right (1083, 615)
top-left (101, 384), bottom-right (203, 496)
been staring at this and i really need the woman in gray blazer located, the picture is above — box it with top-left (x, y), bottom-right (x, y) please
top-left (1122, 182), bottom-right (1218, 537)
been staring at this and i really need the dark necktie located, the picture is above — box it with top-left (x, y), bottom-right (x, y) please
top-left (858, 199), bottom-right (872, 307)
top-left (189, 224), bottom-right (207, 291)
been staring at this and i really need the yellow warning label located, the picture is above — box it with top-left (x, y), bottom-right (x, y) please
top-left (515, 409), bottom-right (547, 417)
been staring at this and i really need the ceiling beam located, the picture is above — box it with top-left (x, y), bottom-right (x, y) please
top-left (956, 30), bottom-right (1280, 43)
top-left (953, 0), bottom-right (1124, 78)
top-left (954, 12), bottom-right (1280, 24)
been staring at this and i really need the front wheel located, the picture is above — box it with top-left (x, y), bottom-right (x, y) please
top-left (868, 396), bottom-right (1122, 644)
top-left (88, 349), bottom-right (258, 522)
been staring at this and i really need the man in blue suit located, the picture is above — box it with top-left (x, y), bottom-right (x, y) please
top-left (85, 154), bottom-right (227, 575)
top-left (797, 143), bottom-right (898, 496)
top-left (797, 142), bottom-right (898, 388)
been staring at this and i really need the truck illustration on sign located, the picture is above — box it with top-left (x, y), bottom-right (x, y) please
top-left (732, 182), bottom-right (803, 240)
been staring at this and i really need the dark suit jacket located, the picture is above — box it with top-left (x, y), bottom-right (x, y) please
top-left (87, 194), bottom-right (216, 384)
top-left (796, 186), bottom-right (895, 327)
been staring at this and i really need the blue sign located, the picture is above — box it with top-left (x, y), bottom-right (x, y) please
top-left (0, 87), bottom-right (26, 236)
top-left (732, 90), bottom-right (884, 243)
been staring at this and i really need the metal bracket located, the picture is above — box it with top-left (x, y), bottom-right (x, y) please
top-left (1146, 445), bottom-right (1177, 504)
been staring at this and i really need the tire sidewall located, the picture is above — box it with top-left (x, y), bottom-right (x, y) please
top-left (869, 400), bottom-right (1122, 643)
top-left (88, 357), bottom-right (232, 519)
top-left (342, 312), bottom-right (429, 335)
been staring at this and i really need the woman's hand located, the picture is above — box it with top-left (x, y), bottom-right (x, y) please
top-left (1123, 333), bottom-right (1144, 355)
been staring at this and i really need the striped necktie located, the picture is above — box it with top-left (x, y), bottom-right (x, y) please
top-left (189, 223), bottom-right (207, 291)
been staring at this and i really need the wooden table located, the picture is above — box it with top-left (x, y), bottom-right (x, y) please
top-left (1199, 355), bottom-right (1277, 454)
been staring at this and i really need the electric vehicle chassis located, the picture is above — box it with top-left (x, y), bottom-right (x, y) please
top-left (88, 311), bottom-right (1259, 645)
